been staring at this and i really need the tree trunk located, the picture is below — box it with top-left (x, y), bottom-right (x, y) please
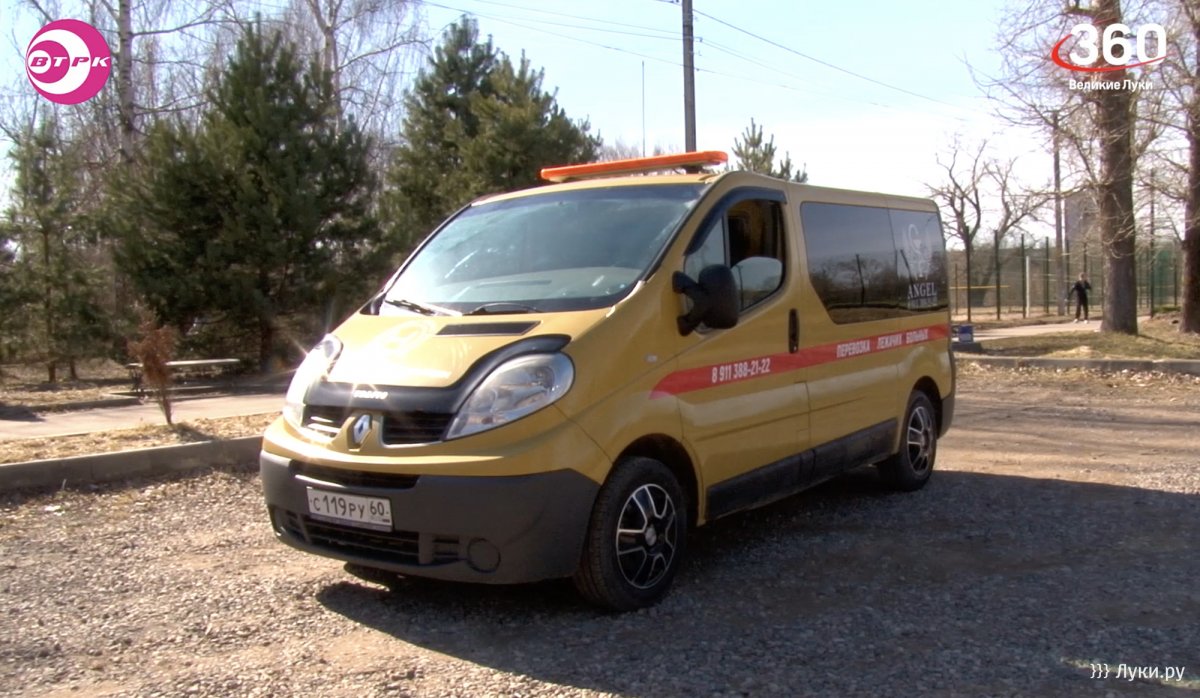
top-left (994, 231), bottom-right (1002, 320)
top-left (117, 0), bottom-right (135, 164)
top-left (1181, 20), bottom-right (1200, 334)
top-left (258, 315), bottom-right (275, 374)
top-left (964, 242), bottom-right (974, 322)
top-left (1053, 111), bottom-right (1066, 316)
top-left (41, 227), bottom-right (55, 383)
top-left (1093, 0), bottom-right (1139, 335)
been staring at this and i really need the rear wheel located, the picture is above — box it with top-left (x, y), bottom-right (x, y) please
top-left (878, 392), bottom-right (937, 491)
top-left (573, 457), bottom-right (687, 611)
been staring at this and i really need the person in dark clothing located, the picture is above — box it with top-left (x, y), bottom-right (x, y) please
top-left (1068, 272), bottom-right (1091, 322)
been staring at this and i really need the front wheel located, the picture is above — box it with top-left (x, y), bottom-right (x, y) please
top-left (878, 392), bottom-right (938, 491)
top-left (573, 457), bottom-right (687, 611)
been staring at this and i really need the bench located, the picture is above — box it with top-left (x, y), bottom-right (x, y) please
top-left (125, 358), bottom-right (242, 393)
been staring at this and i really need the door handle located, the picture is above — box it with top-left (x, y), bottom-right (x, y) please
top-left (788, 309), bottom-right (799, 353)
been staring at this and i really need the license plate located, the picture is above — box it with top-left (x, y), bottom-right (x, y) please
top-left (306, 488), bottom-right (392, 531)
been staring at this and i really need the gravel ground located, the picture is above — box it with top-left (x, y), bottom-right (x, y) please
top-left (1, 367), bottom-right (1198, 697)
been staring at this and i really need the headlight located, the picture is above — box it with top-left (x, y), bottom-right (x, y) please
top-left (446, 353), bottom-right (574, 440)
top-left (283, 335), bottom-right (343, 428)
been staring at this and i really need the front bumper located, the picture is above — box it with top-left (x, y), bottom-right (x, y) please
top-left (261, 451), bottom-right (600, 584)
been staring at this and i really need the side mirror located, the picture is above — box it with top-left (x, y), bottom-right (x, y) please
top-left (673, 265), bottom-right (739, 335)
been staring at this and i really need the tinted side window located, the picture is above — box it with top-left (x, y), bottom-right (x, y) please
top-left (891, 209), bottom-right (949, 314)
top-left (801, 202), bottom-right (902, 323)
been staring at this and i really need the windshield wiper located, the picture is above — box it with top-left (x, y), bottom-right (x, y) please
top-left (384, 298), bottom-right (456, 316)
top-left (465, 302), bottom-right (541, 316)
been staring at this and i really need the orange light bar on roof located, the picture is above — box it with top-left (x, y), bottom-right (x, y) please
top-left (540, 150), bottom-right (728, 182)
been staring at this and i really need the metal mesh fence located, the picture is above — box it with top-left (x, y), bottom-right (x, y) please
top-left (948, 237), bottom-right (1183, 320)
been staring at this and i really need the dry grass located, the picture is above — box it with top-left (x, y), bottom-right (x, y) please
top-left (981, 315), bottom-right (1200, 359)
top-left (0, 413), bottom-right (277, 465)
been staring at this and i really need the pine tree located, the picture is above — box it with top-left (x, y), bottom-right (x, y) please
top-left (384, 18), bottom-right (599, 252)
top-left (113, 25), bottom-right (385, 370)
top-left (732, 119), bottom-right (808, 183)
top-left (4, 118), bottom-right (111, 381)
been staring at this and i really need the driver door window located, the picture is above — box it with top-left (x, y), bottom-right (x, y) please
top-left (685, 198), bottom-right (786, 312)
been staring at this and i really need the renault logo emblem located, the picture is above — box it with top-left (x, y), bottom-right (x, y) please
top-left (350, 414), bottom-right (372, 447)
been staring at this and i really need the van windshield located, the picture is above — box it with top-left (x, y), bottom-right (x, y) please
top-left (381, 184), bottom-right (705, 315)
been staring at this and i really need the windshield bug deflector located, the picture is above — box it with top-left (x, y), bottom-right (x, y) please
top-left (379, 184), bottom-right (705, 315)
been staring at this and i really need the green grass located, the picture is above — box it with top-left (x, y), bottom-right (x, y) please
top-left (982, 315), bottom-right (1200, 360)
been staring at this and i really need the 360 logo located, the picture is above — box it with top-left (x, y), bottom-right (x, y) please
top-left (1051, 22), bottom-right (1167, 73)
top-left (25, 19), bottom-right (112, 104)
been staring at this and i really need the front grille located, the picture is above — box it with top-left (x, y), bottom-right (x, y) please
top-left (279, 512), bottom-right (460, 566)
top-left (381, 412), bottom-right (452, 445)
top-left (302, 405), bottom-right (450, 445)
top-left (303, 405), bottom-right (347, 437)
top-left (292, 461), bottom-right (418, 490)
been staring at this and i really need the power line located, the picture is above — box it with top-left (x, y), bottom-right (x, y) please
top-left (421, 0), bottom-right (679, 42)
top-left (449, 0), bottom-right (679, 39)
top-left (692, 7), bottom-right (967, 111)
top-left (422, 2), bottom-right (683, 67)
top-left (421, 1), bottom-right (968, 120)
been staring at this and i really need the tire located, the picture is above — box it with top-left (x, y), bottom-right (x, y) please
top-left (573, 456), bottom-right (688, 611)
top-left (878, 391), bottom-right (938, 492)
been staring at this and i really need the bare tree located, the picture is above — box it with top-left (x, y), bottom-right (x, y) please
top-left (985, 158), bottom-right (1049, 319)
top-left (7, 0), bottom-right (242, 165)
top-left (928, 138), bottom-right (985, 321)
top-left (1152, 0), bottom-right (1200, 332)
top-left (979, 0), bottom-right (1167, 334)
top-left (281, 0), bottom-right (426, 139)
top-left (598, 139), bottom-right (644, 162)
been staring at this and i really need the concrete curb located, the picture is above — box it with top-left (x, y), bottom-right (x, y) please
top-left (956, 355), bottom-right (1200, 376)
top-left (0, 435), bottom-right (262, 493)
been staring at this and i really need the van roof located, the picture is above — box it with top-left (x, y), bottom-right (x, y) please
top-left (472, 169), bottom-right (937, 213)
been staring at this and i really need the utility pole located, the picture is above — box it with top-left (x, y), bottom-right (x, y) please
top-left (682, 0), bottom-right (697, 152)
top-left (1053, 110), bottom-right (1065, 316)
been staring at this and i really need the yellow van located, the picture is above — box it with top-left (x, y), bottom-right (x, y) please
top-left (260, 151), bottom-right (955, 610)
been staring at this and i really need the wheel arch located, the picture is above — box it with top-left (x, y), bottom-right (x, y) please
top-left (616, 435), bottom-right (699, 528)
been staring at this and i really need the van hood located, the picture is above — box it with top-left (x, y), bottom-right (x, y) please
top-left (324, 309), bottom-right (609, 388)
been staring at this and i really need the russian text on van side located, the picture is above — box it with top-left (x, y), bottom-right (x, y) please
top-left (707, 328), bottom-right (934, 386)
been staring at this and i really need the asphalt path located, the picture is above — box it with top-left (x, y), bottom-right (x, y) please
top-left (970, 319), bottom-right (1100, 340)
top-left (0, 393), bottom-right (284, 440)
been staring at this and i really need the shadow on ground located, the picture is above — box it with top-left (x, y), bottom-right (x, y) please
top-left (316, 469), bottom-right (1199, 696)
top-left (0, 403), bottom-right (44, 422)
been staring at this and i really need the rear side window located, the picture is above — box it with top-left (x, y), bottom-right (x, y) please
top-left (890, 209), bottom-right (949, 313)
top-left (800, 202), bottom-right (947, 324)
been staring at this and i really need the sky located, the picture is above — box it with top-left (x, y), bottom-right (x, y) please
top-left (414, 0), bottom-right (1052, 205)
top-left (2, 0), bottom-right (1058, 235)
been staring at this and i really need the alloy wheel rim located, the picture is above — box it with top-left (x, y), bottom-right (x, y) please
top-left (907, 405), bottom-right (934, 474)
top-left (614, 483), bottom-right (678, 589)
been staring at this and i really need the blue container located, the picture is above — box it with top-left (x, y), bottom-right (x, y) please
top-left (956, 324), bottom-right (974, 343)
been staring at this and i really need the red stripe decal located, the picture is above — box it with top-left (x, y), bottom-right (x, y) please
top-left (650, 323), bottom-right (949, 399)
